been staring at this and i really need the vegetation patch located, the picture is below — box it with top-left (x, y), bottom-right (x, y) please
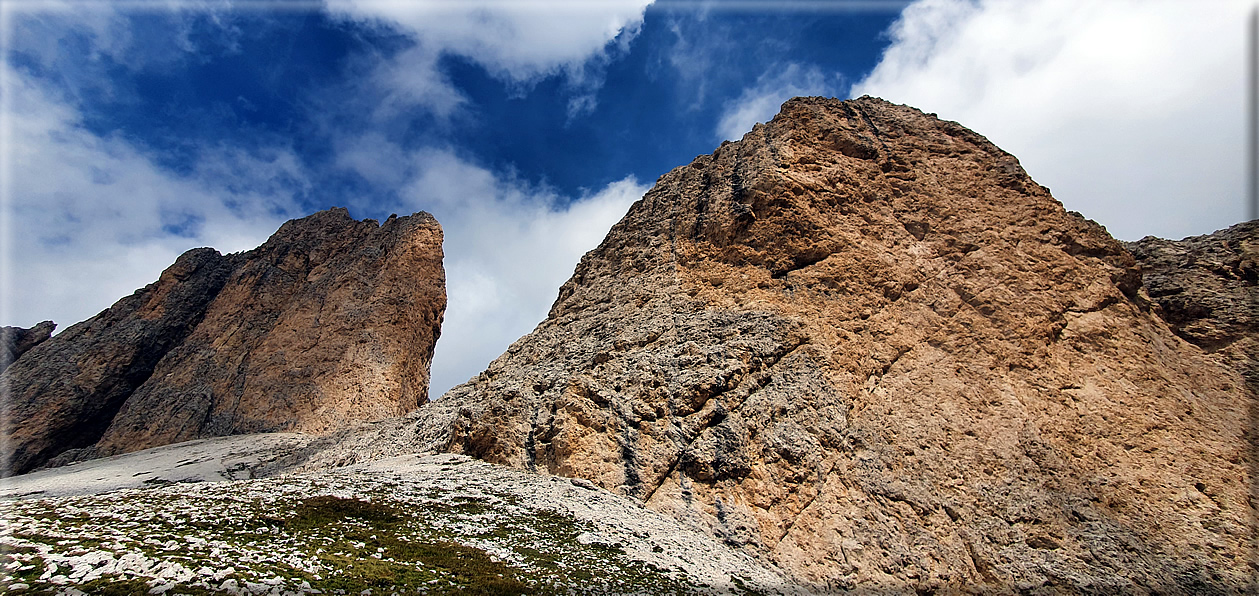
top-left (282, 495), bottom-right (402, 530)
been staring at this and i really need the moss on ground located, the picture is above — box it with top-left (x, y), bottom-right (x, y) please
top-left (275, 495), bottom-right (535, 594)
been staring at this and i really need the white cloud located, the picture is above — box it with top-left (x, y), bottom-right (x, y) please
top-left (7, 1), bottom-right (248, 84)
top-left (325, 0), bottom-right (652, 81)
top-left (852, 0), bottom-right (1250, 241)
top-left (365, 45), bottom-right (468, 121)
top-left (324, 0), bottom-right (653, 116)
top-left (0, 63), bottom-right (301, 330)
top-left (662, 16), bottom-right (737, 110)
top-left (716, 62), bottom-right (839, 141)
top-left (389, 148), bottom-right (647, 397)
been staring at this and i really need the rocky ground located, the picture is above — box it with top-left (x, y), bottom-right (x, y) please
top-left (0, 440), bottom-right (803, 595)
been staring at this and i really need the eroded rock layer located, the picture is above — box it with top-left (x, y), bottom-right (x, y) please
top-left (3, 208), bottom-right (445, 475)
top-left (418, 97), bottom-right (1255, 592)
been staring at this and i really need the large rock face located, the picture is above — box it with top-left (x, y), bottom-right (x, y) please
top-left (416, 97), bottom-right (1255, 591)
top-left (2, 208), bottom-right (445, 475)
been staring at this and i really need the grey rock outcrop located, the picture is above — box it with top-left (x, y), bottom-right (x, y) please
top-left (1126, 220), bottom-right (1258, 387)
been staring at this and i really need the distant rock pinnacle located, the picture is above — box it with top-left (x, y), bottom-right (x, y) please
top-left (2, 208), bottom-right (446, 475)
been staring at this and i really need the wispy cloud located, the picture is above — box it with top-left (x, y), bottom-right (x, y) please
top-left (659, 14), bottom-right (737, 109)
top-left (325, 0), bottom-right (651, 79)
top-left (852, 0), bottom-right (1249, 241)
top-left (715, 62), bottom-right (838, 141)
top-left (1, 62), bottom-right (302, 329)
top-left (365, 45), bottom-right (468, 121)
top-left (324, 0), bottom-right (654, 116)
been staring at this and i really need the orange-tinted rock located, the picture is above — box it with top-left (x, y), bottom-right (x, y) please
top-left (3, 208), bottom-right (445, 475)
top-left (417, 97), bottom-right (1254, 591)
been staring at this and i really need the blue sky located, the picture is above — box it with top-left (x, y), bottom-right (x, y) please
top-left (1, 0), bottom-right (1251, 397)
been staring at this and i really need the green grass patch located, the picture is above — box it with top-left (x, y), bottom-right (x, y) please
top-left (264, 496), bottom-right (537, 594)
top-left (282, 495), bottom-right (402, 530)
top-left (5, 554), bottom-right (47, 584)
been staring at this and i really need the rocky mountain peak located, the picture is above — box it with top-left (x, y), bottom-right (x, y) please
top-left (2, 208), bottom-right (446, 475)
top-left (412, 96), bottom-right (1253, 591)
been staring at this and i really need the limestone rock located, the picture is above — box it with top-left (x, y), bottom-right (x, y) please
top-left (417, 97), bottom-right (1254, 592)
top-left (3, 208), bottom-right (446, 475)
top-left (1, 320), bottom-right (56, 372)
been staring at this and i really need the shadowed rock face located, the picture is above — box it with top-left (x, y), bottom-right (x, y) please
top-left (1127, 221), bottom-right (1258, 387)
top-left (2, 208), bottom-right (446, 475)
top-left (2, 249), bottom-right (236, 475)
top-left (1, 320), bottom-right (56, 373)
top-left (415, 97), bottom-right (1254, 592)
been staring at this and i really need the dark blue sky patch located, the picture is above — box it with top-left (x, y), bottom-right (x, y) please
top-left (160, 212), bottom-right (206, 239)
top-left (426, 5), bottom-right (899, 199)
top-left (19, 10), bottom-right (403, 178)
